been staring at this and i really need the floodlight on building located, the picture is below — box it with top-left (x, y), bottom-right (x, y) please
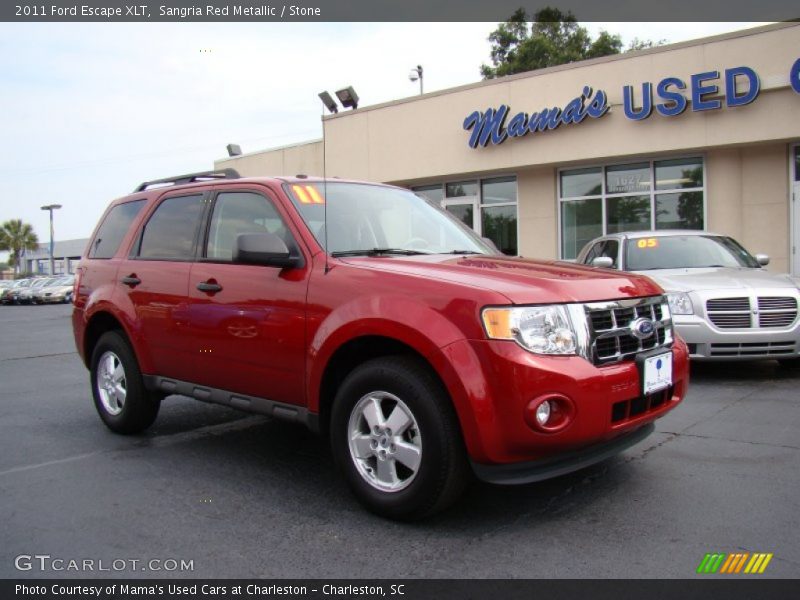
top-left (318, 91), bottom-right (339, 114)
top-left (409, 65), bottom-right (423, 95)
top-left (226, 144), bottom-right (242, 157)
top-left (335, 86), bottom-right (359, 110)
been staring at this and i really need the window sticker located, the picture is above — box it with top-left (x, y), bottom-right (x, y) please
top-left (636, 238), bottom-right (659, 249)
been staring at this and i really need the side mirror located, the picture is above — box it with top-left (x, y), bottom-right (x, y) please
top-left (755, 253), bottom-right (770, 266)
top-left (235, 233), bottom-right (303, 268)
top-left (591, 256), bottom-right (614, 269)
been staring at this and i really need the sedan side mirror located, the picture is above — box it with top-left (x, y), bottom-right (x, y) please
top-left (591, 256), bottom-right (614, 269)
top-left (235, 233), bottom-right (304, 268)
top-left (755, 253), bottom-right (770, 266)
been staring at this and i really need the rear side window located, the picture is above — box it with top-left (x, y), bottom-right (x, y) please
top-left (89, 200), bottom-right (145, 259)
top-left (137, 195), bottom-right (205, 260)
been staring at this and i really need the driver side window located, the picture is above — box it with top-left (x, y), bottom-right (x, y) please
top-left (206, 191), bottom-right (291, 261)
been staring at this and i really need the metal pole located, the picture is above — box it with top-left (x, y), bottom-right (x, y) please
top-left (49, 209), bottom-right (55, 275)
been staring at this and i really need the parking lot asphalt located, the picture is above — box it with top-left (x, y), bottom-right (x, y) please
top-left (0, 304), bottom-right (798, 579)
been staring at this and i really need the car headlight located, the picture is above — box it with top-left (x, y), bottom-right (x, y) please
top-left (482, 305), bottom-right (577, 355)
top-left (666, 292), bottom-right (693, 315)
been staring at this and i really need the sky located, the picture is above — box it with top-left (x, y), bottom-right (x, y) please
top-left (0, 21), bottom-right (769, 259)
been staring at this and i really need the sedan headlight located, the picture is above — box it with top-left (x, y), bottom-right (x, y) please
top-left (482, 305), bottom-right (577, 355)
top-left (666, 292), bottom-right (693, 315)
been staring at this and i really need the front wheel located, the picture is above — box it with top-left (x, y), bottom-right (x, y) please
top-left (330, 356), bottom-right (469, 520)
top-left (90, 331), bottom-right (160, 434)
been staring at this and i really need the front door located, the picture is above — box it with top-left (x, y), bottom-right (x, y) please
top-left (185, 188), bottom-right (309, 406)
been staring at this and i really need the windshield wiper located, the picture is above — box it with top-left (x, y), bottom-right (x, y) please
top-left (444, 250), bottom-right (480, 255)
top-left (331, 248), bottom-right (431, 257)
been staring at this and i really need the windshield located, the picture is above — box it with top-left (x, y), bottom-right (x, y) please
top-left (286, 182), bottom-right (492, 256)
top-left (625, 235), bottom-right (761, 270)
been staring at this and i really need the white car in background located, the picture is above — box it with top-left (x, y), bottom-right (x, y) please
top-left (577, 230), bottom-right (800, 366)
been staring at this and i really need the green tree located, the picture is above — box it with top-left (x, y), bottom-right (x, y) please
top-left (481, 7), bottom-right (662, 79)
top-left (0, 219), bottom-right (39, 275)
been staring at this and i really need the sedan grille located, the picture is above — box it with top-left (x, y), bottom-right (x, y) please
top-left (706, 296), bottom-right (798, 329)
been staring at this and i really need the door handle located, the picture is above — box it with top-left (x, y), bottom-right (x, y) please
top-left (196, 281), bottom-right (223, 293)
top-left (121, 275), bottom-right (141, 287)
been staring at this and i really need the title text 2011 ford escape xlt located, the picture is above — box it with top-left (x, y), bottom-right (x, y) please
top-left (72, 170), bottom-right (689, 519)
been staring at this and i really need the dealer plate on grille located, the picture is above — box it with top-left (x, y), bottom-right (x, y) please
top-left (643, 352), bottom-right (672, 395)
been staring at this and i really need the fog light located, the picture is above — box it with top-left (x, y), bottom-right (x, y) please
top-left (535, 401), bottom-right (551, 426)
top-left (524, 393), bottom-right (576, 433)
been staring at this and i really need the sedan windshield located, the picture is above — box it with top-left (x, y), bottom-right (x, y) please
top-left (625, 235), bottom-right (761, 270)
top-left (286, 182), bottom-right (492, 256)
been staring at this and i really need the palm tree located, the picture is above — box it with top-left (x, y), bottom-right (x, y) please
top-left (0, 219), bottom-right (40, 275)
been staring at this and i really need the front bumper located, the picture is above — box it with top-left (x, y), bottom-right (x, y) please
top-left (472, 423), bottom-right (654, 485)
top-left (675, 313), bottom-right (800, 361)
top-left (443, 337), bottom-right (688, 468)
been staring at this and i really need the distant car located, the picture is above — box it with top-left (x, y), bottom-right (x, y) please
top-left (3, 278), bottom-right (33, 305)
top-left (577, 230), bottom-right (800, 366)
top-left (34, 275), bottom-right (75, 304)
top-left (17, 277), bottom-right (57, 305)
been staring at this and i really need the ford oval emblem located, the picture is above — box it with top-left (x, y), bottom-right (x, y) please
top-left (630, 317), bottom-right (656, 340)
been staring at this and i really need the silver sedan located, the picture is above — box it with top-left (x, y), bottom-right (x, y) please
top-left (576, 230), bottom-right (800, 365)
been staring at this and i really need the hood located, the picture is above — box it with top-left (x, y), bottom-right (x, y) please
top-left (340, 254), bottom-right (663, 304)
top-left (637, 267), bottom-right (800, 293)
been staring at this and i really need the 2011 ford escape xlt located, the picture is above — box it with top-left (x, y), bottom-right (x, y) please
top-left (72, 169), bottom-right (689, 519)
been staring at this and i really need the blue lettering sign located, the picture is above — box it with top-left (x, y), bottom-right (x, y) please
top-left (623, 83), bottom-right (653, 120)
top-left (656, 77), bottom-right (688, 117)
top-left (463, 86), bottom-right (608, 148)
top-left (691, 70), bottom-right (722, 111)
top-left (791, 57), bottom-right (800, 94)
top-left (725, 66), bottom-right (760, 106)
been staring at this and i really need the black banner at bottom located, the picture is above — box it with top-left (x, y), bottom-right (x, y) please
top-left (3, 579), bottom-right (798, 600)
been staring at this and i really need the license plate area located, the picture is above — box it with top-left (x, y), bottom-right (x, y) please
top-left (640, 351), bottom-right (673, 395)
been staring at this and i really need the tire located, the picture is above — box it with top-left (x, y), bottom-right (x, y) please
top-left (90, 331), bottom-right (160, 434)
top-left (330, 356), bottom-right (469, 520)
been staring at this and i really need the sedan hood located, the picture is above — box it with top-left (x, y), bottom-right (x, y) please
top-left (637, 267), bottom-right (800, 293)
top-left (341, 254), bottom-right (663, 304)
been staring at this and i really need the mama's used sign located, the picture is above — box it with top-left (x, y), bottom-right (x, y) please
top-left (464, 58), bottom-right (800, 149)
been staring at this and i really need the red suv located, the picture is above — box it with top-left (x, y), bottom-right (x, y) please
top-left (73, 169), bottom-right (688, 519)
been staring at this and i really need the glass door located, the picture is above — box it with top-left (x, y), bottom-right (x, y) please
top-left (442, 198), bottom-right (478, 231)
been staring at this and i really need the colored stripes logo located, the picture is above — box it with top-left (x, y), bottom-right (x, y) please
top-left (697, 552), bottom-right (773, 574)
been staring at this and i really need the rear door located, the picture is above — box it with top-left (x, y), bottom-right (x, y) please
top-left (185, 187), bottom-right (310, 406)
top-left (119, 192), bottom-right (208, 381)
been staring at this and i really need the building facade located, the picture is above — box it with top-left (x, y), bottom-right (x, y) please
top-left (216, 23), bottom-right (800, 276)
top-left (22, 238), bottom-right (87, 275)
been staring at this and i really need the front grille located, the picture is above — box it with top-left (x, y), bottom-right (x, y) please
top-left (706, 296), bottom-right (798, 330)
top-left (709, 341), bottom-right (795, 357)
top-left (757, 296), bottom-right (797, 328)
top-left (706, 297), bottom-right (751, 329)
top-left (584, 296), bottom-right (672, 365)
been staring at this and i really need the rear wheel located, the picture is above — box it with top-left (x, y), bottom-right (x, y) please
top-left (90, 331), bottom-right (160, 434)
top-left (330, 356), bottom-right (469, 520)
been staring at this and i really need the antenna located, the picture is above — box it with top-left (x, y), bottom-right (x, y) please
top-left (321, 102), bottom-right (330, 274)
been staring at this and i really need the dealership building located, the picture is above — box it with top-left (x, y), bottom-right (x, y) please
top-left (215, 23), bottom-right (800, 276)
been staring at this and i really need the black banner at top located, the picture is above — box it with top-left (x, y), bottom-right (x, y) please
top-left (2, 0), bottom-right (800, 22)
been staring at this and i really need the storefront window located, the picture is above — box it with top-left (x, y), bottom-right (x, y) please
top-left (414, 185), bottom-right (443, 204)
top-left (445, 180), bottom-right (477, 198)
top-left (560, 168), bottom-right (601, 198)
top-left (559, 157), bottom-right (705, 259)
top-left (413, 176), bottom-right (517, 255)
top-left (606, 163), bottom-right (650, 194)
top-left (561, 199), bottom-right (602, 259)
top-left (607, 196), bottom-right (651, 233)
top-left (482, 205), bottom-right (517, 256)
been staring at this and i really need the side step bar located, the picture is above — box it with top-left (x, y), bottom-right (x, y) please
top-left (143, 375), bottom-right (319, 432)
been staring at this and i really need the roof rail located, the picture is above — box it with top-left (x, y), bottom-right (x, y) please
top-left (133, 168), bottom-right (241, 192)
